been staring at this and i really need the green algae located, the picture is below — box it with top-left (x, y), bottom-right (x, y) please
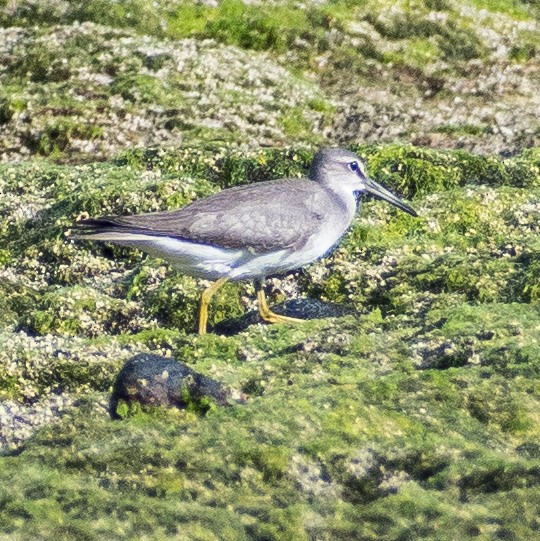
top-left (1, 317), bottom-right (539, 538)
top-left (0, 22), bottom-right (331, 162)
top-left (1, 0), bottom-right (538, 163)
top-left (1, 144), bottom-right (540, 538)
top-left (3, 0), bottom-right (528, 67)
top-left (0, 0), bottom-right (539, 535)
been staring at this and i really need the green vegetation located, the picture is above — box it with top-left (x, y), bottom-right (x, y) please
top-left (37, 119), bottom-right (104, 158)
top-left (0, 0), bottom-right (539, 537)
top-left (0, 0), bottom-right (170, 35)
top-left (0, 23), bottom-right (330, 162)
top-left (1, 144), bottom-right (539, 341)
top-left (1, 0), bottom-right (539, 161)
top-left (469, 0), bottom-right (535, 20)
top-left (0, 146), bottom-right (539, 540)
top-left (434, 124), bottom-right (488, 136)
top-left (0, 311), bottom-right (539, 538)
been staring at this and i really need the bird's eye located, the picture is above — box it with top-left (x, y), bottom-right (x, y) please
top-left (349, 161), bottom-right (359, 173)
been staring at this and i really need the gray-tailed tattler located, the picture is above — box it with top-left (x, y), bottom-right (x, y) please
top-left (72, 148), bottom-right (417, 334)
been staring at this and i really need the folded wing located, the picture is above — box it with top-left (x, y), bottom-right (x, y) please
top-left (75, 179), bottom-right (332, 254)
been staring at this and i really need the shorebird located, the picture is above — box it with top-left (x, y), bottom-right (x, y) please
top-left (72, 148), bottom-right (417, 334)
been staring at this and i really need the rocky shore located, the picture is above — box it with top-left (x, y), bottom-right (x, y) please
top-left (1, 1), bottom-right (539, 539)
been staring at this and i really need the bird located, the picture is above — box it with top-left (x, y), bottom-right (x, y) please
top-left (72, 147), bottom-right (417, 334)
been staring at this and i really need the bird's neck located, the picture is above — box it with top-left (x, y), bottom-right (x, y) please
top-left (320, 180), bottom-right (360, 225)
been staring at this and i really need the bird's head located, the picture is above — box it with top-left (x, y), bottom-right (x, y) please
top-left (309, 148), bottom-right (418, 217)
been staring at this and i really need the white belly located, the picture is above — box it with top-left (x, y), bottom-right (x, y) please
top-left (229, 219), bottom-right (348, 279)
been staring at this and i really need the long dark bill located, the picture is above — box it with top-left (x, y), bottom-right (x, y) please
top-left (365, 177), bottom-right (418, 217)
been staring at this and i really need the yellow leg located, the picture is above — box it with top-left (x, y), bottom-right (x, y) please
top-left (256, 281), bottom-right (304, 325)
top-left (199, 277), bottom-right (228, 335)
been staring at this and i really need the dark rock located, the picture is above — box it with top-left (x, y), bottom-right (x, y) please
top-left (213, 298), bottom-right (355, 335)
top-left (110, 353), bottom-right (239, 418)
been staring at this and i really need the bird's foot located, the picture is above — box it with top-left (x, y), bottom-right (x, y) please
top-left (258, 308), bottom-right (304, 325)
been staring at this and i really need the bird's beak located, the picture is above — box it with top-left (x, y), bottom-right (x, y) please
top-left (364, 177), bottom-right (418, 217)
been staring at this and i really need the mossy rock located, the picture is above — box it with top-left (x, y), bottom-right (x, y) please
top-left (1, 315), bottom-right (539, 538)
top-left (2, 0), bottom-right (540, 161)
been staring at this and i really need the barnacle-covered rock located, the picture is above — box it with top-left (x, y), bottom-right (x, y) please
top-left (0, 16), bottom-right (539, 532)
top-left (0, 23), bottom-right (329, 162)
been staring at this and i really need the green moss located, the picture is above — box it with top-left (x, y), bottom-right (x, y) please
top-left (166, 0), bottom-right (346, 71)
top-left (510, 41), bottom-right (537, 61)
top-left (23, 285), bottom-right (148, 337)
top-left (281, 107), bottom-right (316, 138)
top-left (111, 144), bottom-right (540, 200)
top-left (308, 97), bottom-right (336, 114)
top-left (112, 398), bottom-right (212, 420)
top-left (1, 144), bottom-right (540, 537)
top-left (1, 0), bottom-right (537, 167)
top-left (165, 3), bottom-right (214, 38)
top-left (468, 0), bottom-right (534, 20)
top-left (366, 8), bottom-right (442, 41)
top-left (354, 144), bottom-right (540, 197)
top-left (435, 123), bottom-right (489, 136)
top-left (383, 37), bottom-right (441, 69)
top-left (424, 0), bottom-right (450, 9)
top-left (465, 383), bottom-right (531, 433)
top-left (365, 2), bottom-right (488, 64)
top-left (1, 330), bottom-right (538, 538)
top-left (436, 21), bottom-right (488, 61)
top-left (7, 43), bottom-right (59, 83)
top-left (37, 118), bottom-right (104, 158)
top-left (201, 0), bottom-right (315, 54)
top-left (506, 147), bottom-right (540, 187)
top-left (0, 311), bottom-right (539, 537)
top-left (125, 263), bottom-right (241, 333)
top-left (1, 0), bottom-right (170, 36)
top-left (114, 398), bottom-right (132, 419)
top-left (110, 74), bottom-right (180, 106)
top-left (0, 96), bottom-right (12, 124)
top-left (0, 22), bottom-right (329, 162)
top-left (510, 29), bottom-right (539, 61)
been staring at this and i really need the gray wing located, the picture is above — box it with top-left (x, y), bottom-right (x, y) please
top-left (78, 179), bottom-right (334, 253)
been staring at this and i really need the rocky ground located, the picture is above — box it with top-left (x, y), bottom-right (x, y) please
top-left (1, 0), bottom-right (539, 163)
top-left (1, 1), bottom-right (540, 540)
